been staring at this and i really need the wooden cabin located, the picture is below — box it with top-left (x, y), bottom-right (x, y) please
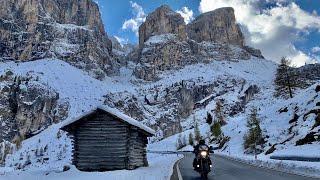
top-left (60, 106), bottom-right (155, 171)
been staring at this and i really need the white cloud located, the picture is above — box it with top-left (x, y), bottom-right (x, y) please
top-left (122, 1), bottom-right (146, 36)
top-left (176, 7), bottom-right (194, 24)
top-left (312, 46), bottom-right (320, 53)
top-left (199, 0), bottom-right (320, 66)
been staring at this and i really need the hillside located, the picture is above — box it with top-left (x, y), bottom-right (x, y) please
top-left (0, 1), bottom-right (319, 179)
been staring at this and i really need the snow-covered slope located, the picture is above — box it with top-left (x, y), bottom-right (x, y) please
top-left (0, 54), bottom-right (318, 178)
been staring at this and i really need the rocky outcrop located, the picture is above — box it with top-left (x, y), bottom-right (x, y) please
top-left (0, 70), bottom-right (69, 142)
top-left (187, 7), bottom-right (244, 46)
top-left (0, 0), bottom-right (116, 77)
top-left (134, 34), bottom-right (195, 81)
top-left (295, 64), bottom-right (320, 87)
top-left (134, 34), bottom-right (253, 80)
top-left (134, 5), bottom-right (266, 81)
top-left (243, 46), bottom-right (264, 58)
top-left (139, 5), bottom-right (187, 47)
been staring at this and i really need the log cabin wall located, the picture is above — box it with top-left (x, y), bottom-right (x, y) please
top-left (67, 109), bottom-right (149, 171)
top-left (127, 128), bottom-right (148, 169)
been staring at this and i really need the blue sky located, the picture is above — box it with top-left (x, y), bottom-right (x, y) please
top-left (96, 0), bottom-right (200, 43)
top-left (95, 0), bottom-right (320, 66)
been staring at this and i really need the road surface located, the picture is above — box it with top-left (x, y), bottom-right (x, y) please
top-left (173, 153), bottom-right (317, 180)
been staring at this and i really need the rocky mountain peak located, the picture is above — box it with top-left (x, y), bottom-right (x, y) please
top-left (138, 4), bottom-right (187, 47)
top-left (134, 5), bottom-right (264, 81)
top-left (0, 0), bottom-right (116, 77)
top-left (187, 7), bottom-right (245, 46)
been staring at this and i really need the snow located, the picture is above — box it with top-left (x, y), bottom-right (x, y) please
top-left (144, 34), bottom-right (177, 45)
top-left (61, 105), bottom-right (155, 135)
top-left (52, 23), bottom-right (92, 31)
top-left (0, 153), bottom-right (181, 180)
top-left (270, 143), bottom-right (320, 159)
top-left (0, 51), bottom-right (319, 179)
top-left (0, 58), bottom-right (169, 179)
top-left (0, 59), bottom-right (137, 121)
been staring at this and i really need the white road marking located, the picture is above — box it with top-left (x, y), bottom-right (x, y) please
top-left (177, 160), bottom-right (183, 180)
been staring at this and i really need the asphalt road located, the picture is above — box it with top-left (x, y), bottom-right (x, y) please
top-left (175, 153), bottom-right (317, 180)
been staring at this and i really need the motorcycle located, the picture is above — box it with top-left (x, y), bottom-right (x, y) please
top-left (194, 145), bottom-right (214, 180)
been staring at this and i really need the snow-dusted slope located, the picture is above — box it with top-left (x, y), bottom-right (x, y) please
top-left (0, 55), bottom-right (318, 178)
top-left (0, 59), bottom-right (136, 120)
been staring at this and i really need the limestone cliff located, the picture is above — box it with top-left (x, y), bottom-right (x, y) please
top-left (138, 5), bottom-right (187, 47)
top-left (187, 7), bottom-right (244, 46)
top-left (0, 0), bottom-right (116, 77)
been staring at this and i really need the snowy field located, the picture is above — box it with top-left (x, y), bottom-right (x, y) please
top-left (0, 153), bottom-right (182, 180)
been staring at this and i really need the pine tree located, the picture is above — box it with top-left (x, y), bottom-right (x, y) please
top-left (188, 133), bottom-right (194, 146)
top-left (211, 121), bottom-right (222, 138)
top-left (214, 100), bottom-right (226, 125)
top-left (182, 135), bottom-right (187, 147)
top-left (244, 107), bottom-right (263, 150)
top-left (194, 122), bottom-right (201, 142)
top-left (176, 134), bottom-right (184, 150)
top-left (274, 57), bottom-right (299, 98)
top-left (206, 112), bottom-right (213, 125)
top-left (39, 147), bottom-right (44, 156)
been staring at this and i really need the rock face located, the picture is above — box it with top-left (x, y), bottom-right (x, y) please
top-left (134, 34), bottom-right (253, 80)
top-left (0, 0), bottom-right (116, 77)
top-left (187, 7), bottom-right (244, 46)
top-left (134, 34), bottom-right (195, 81)
top-left (0, 70), bottom-right (69, 142)
top-left (139, 5), bottom-right (187, 47)
top-left (134, 6), bottom-right (265, 81)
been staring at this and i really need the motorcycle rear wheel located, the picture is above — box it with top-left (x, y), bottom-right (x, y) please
top-left (201, 172), bottom-right (208, 180)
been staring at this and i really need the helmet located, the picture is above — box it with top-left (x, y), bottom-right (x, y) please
top-left (199, 139), bottom-right (205, 145)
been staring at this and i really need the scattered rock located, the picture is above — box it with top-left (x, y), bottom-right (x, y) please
top-left (296, 132), bottom-right (317, 146)
top-left (316, 85), bottom-right (320, 92)
top-left (289, 114), bottom-right (299, 124)
top-left (63, 165), bottom-right (71, 172)
top-left (243, 46), bottom-right (264, 59)
top-left (265, 144), bottom-right (277, 155)
top-left (278, 107), bottom-right (288, 113)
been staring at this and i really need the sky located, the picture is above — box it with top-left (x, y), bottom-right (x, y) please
top-left (95, 0), bottom-right (320, 66)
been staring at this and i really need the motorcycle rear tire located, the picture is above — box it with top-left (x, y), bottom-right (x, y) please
top-left (201, 172), bottom-right (208, 180)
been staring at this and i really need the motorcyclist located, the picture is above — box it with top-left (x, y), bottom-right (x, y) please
top-left (193, 139), bottom-right (212, 170)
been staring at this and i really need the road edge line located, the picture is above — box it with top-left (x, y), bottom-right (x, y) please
top-left (169, 155), bottom-right (184, 180)
top-left (176, 160), bottom-right (183, 180)
top-left (216, 154), bottom-right (320, 179)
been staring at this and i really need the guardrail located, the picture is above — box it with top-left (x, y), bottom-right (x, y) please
top-left (147, 150), bottom-right (193, 154)
top-left (270, 156), bottom-right (320, 162)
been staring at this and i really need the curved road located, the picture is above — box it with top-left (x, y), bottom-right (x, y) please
top-left (173, 153), bottom-right (317, 180)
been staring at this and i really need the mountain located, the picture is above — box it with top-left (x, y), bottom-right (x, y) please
top-left (0, 0), bottom-right (117, 78)
top-left (0, 1), bottom-right (319, 174)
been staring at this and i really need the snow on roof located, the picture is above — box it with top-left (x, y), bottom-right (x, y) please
top-left (61, 105), bottom-right (155, 135)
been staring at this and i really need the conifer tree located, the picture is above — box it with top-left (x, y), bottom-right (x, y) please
top-left (194, 122), bottom-right (201, 142)
top-left (188, 133), bottom-right (194, 146)
top-left (214, 100), bottom-right (226, 125)
top-left (211, 121), bottom-right (222, 138)
top-left (274, 57), bottom-right (299, 98)
top-left (176, 134), bottom-right (183, 150)
top-left (206, 112), bottom-right (213, 125)
top-left (244, 107), bottom-right (263, 151)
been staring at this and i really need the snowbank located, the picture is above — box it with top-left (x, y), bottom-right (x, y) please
top-left (0, 153), bottom-right (182, 180)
